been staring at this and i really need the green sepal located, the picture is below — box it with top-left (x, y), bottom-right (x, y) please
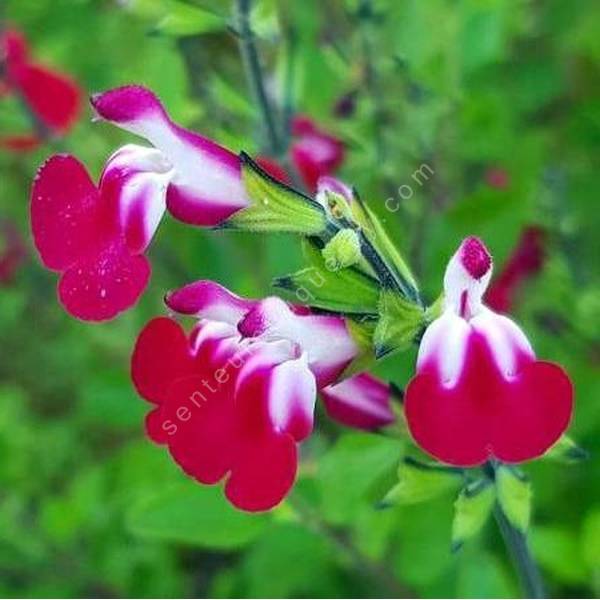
top-left (378, 457), bottom-right (462, 508)
top-left (352, 192), bottom-right (419, 300)
top-left (543, 435), bottom-right (589, 464)
top-left (321, 229), bottom-right (362, 270)
top-left (221, 152), bottom-right (328, 234)
top-left (374, 289), bottom-right (425, 358)
top-left (273, 239), bottom-right (380, 315)
top-left (496, 465), bottom-right (532, 533)
top-left (451, 479), bottom-right (496, 551)
top-left (339, 317), bottom-right (378, 379)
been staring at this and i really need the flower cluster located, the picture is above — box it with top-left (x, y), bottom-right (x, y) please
top-left (30, 85), bottom-right (574, 512)
top-left (0, 27), bottom-right (81, 151)
top-left (132, 281), bottom-right (393, 511)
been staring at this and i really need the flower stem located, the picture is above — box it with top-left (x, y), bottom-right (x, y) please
top-left (234, 0), bottom-right (282, 155)
top-left (494, 505), bottom-right (546, 598)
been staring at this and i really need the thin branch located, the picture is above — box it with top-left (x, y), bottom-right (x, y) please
top-left (234, 0), bottom-right (282, 155)
top-left (494, 506), bottom-right (546, 599)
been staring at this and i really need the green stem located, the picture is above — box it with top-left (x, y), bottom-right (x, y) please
top-left (494, 506), bottom-right (546, 599)
top-left (234, 0), bottom-right (282, 155)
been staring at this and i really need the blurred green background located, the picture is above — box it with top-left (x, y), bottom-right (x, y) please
top-left (0, 0), bottom-right (598, 597)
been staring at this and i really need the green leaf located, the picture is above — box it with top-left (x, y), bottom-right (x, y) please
top-left (543, 435), bottom-right (589, 464)
top-left (380, 458), bottom-right (461, 507)
top-left (495, 466), bottom-right (531, 533)
top-left (223, 153), bottom-right (328, 235)
top-left (582, 509), bottom-right (600, 571)
top-left (530, 526), bottom-right (587, 584)
top-left (273, 239), bottom-right (380, 314)
top-left (241, 524), bottom-right (338, 597)
top-left (153, 2), bottom-right (227, 36)
top-left (374, 289), bottom-right (425, 358)
top-left (127, 481), bottom-right (269, 549)
top-left (451, 479), bottom-right (495, 551)
top-left (318, 433), bottom-right (401, 524)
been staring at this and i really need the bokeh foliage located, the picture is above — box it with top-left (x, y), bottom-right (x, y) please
top-left (0, 0), bottom-right (598, 597)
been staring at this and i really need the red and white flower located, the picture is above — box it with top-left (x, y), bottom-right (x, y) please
top-left (131, 281), bottom-right (394, 511)
top-left (404, 237), bottom-right (573, 466)
top-left (0, 28), bottom-right (81, 150)
top-left (90, 85), bottom-right (249, 227)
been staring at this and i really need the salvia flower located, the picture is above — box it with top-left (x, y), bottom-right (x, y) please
top-left (31, 85), bottom-right (340, 320)
top-left (486, 226), bottom-right (546, 313)
top-left (131, 281), bottom-right (395, 511)
top-left (0, 220), bottom-right (27, 285)
top-left (404, 237), bottom-right (573, 466)
top-left (290, 115), bottom-right (345, 193)
top-left (0, 28), bottom-right (81, 149)
top-left (90, 85), bottom-right (249, 227)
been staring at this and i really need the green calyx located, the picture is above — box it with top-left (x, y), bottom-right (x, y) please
top-left (451, 479), bottom-right (496, 551)
top-left (373, 289), bottom-right (426, 358)
top-left (496, 465), bottom-right (532, 533)
top-left (222, 152), bottom-right (328, 235)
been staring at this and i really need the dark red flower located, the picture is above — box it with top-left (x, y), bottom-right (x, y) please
top-left (0, 28), bottom-right (81, 149)
top-left (486, 226), bottom-right (546, 313)
top-left (290, 115), bottom-right (345, 193)
top-left (0, 220), bottom-right (27, 285)
top-left (485, 167), bottom-right (510, 190)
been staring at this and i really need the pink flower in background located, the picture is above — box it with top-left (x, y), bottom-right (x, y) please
top-left (0, 28), bottom-right (81, 150)
top-left (0, 220), bottom-right (27, 285)
top-left (131, 281), bottom-right (394, 511)
top-left (485, 167), bottom-right (510, 190)
top-left (486, 226), bottom-right (546, 313)
top-left (290, 115), bottom-right (345, 193)
top-left (404, 237), bottom-right (572, 466)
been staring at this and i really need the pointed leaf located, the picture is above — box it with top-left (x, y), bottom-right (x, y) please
top-left (127, 481), bottom-right (269, 549)
top-left (273, 239), bottom-right (380, 314)
top-left (544, 435), bottom-right (589, 464)
top-left (451, 479), bottom-right (495, 550)
top-left (496, 466), bottom-right (532, 533)
top-left (380, 458), bottom-right (461, 507)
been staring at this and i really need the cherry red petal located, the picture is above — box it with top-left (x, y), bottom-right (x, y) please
top-left (131, 317), bottom-right (194, 404)
top-left (225, 433), bottom-right (297, 512)
top-left (31, 155), bottom-right (107, 271)
top-left (14, 63), bottom-right (81, 132)
top-left (58, 241), bottom-right (150, 321)
top-left (161, 375), bottom-right (237, 485)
